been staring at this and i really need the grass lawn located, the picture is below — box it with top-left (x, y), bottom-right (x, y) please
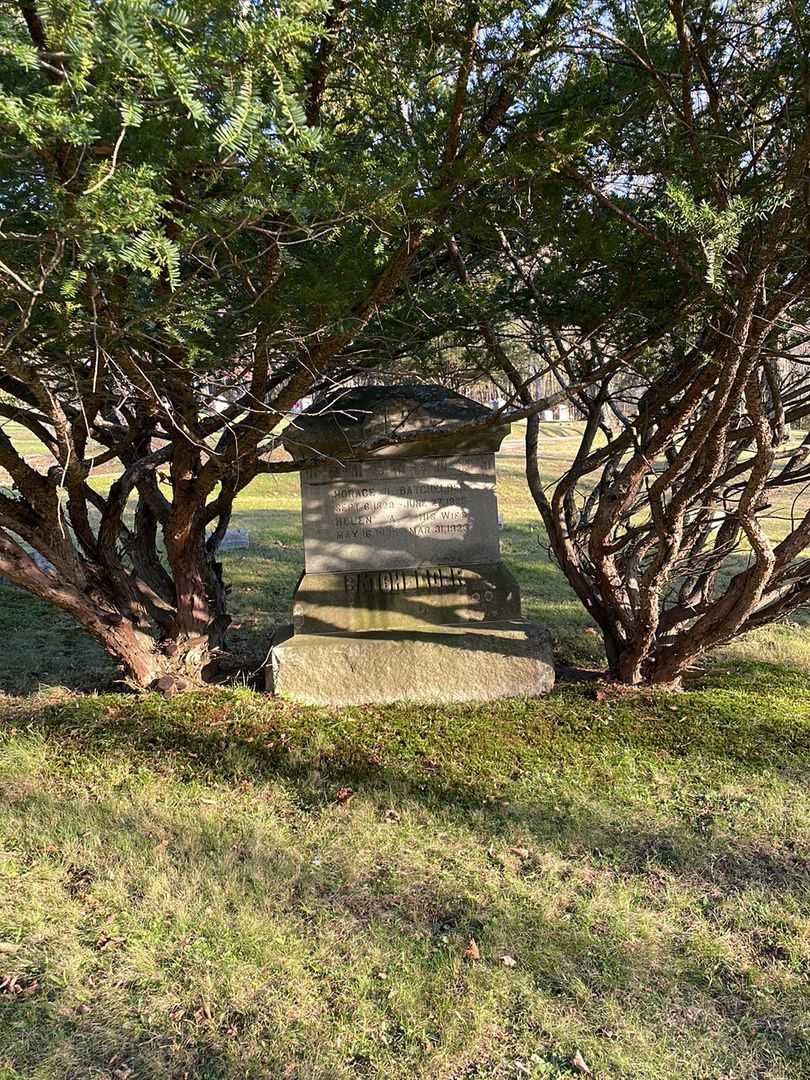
top-left (1, 429), bottom-right (809, 1078)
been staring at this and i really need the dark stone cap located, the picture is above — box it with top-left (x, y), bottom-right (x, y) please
top-left (284, 384), bottom-right (510, 461)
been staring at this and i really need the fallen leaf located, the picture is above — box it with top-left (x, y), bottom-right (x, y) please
top-left (0, 943), bottom-right (21, 956)
top-left (0, 974), bottom-right (40, 996)
top-left (335, 787), bottom-right (354, 806)
top-left (464, 937), bottom-right (481, 961)
top-left (584, 626), bottom-right (600, 636)
top-left (500, 954), bottom-right (517, 967)
top-left (509, 846), bottom-right (530, 860)
top-left (76, 1003), bottom-right (91, 1015)
top-left (383, 808), bottom-right (400, 823)
top-left (595, 689), bottom-right (606, 701)
top-left (193, 1001), bottom-right (213, 1023)
top-left (571, 1049), bottom-right (593, 1075)
top-left (95, 933), bottom-right (123, 952)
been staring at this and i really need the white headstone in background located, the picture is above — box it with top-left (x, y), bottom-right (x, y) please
top-left (31, 551), bottom-right (55, 574)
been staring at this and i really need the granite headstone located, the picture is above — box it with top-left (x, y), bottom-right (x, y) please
top-left (267, 385), bottom-right (554, 704)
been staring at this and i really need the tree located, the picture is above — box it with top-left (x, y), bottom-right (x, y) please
top-left (0, 0), bottom-right (575, 688)
top-left (420, 0), bottom-right (810, 684)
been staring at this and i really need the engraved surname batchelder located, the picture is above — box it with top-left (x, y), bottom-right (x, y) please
top-left (344, 566), bottom-right (467, 594)
top-left (305, 455), bottom-right (480, 486)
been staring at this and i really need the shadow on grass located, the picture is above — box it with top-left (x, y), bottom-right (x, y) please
top-left (2, 664), bottom-right (810, 1076)
top-left (1, 767), bottom-right (808, 1074)
top-left (4, 810), bottom-right (806, 1080)
top-left (1, 1000), bottom-right (247, 1080)
top-left (0, 509), bottom-right (305, 696)
top-left (5, 665), bottom-right (810, 894)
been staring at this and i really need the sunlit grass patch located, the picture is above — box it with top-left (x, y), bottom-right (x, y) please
top-left (1, 674), bottom-right (810, 1078)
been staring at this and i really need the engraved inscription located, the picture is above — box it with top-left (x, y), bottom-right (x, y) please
top-left (344, 566), bottom-right (467, 593)
top-left (331, 477), bottom-right (473, 541)
top-left (300, 453), bottom-right (501, 572)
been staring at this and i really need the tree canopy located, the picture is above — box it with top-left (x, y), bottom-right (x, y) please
top-left (397, 0), bottom-right (810, 683)
top-left (1, 0), bottom-right (809, 688)
top-left (0, 0), bottom-right (577, 686)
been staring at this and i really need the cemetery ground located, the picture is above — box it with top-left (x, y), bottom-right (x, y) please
top-left (1, 430), bottom-right (809, 1078)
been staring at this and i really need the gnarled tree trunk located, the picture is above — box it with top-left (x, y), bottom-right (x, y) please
top-left (0, 521), bottom-right (228, 691)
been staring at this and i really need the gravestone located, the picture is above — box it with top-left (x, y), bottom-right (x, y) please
top-left (216, 527), bottom-right (250, 552)
top-left (267, 385), bottom-right (554, 704)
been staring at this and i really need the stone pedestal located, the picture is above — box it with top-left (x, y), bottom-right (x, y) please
top-left (268, 622), bottom-right (554, 706)
top-left (268, 385), bottom-right (555, 704)
top-left (291, 562), bottom-right (522, 634)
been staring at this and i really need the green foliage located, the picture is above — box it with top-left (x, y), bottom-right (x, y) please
top-left (0, 31), bottom-right (39, 71)
top-left (214, 70), bottom-right (262, 156)
top-left (656, 181), bottom-right (795, 289)
top-left (656, 185), bottom-right (750, 288)
top-left (121, 229), bottom-right (182, 290)
top-left (1, 0), bottom-right (562, 381)
top-left (0, 0), bottom-right (343, 365)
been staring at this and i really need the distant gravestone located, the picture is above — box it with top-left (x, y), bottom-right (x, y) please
top-left (267, 385), bottom-right (554, 704)
top-left (216, 527), bottom-right (250, 552)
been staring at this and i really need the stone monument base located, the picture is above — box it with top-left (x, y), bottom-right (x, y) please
top-left (267, 621), bottom-right (555, 705)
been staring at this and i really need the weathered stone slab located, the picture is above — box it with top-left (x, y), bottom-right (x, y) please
top-left (292, 562), bottom-right (521, 633)
top-left (267, 621), bottom-right (555, 705)
top-left (266, 383), bottom-right (557, 705)
top-left (284, 384), bottom-right (510, 461)
top-left (301, 454), bottom-right (500, 573)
